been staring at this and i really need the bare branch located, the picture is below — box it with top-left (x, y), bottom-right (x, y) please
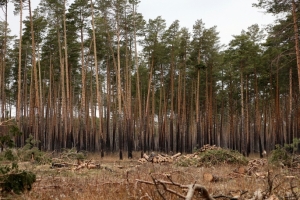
top-left (184, 184), bottom-right (215, 200)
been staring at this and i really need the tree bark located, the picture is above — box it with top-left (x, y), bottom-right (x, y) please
top-left (17, 0), bottom-right (23, 127)
top-left (91, 0), bottom-right (102, 152)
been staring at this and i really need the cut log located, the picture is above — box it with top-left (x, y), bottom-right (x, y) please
top-left (87, 164), bottom-right (100, 169)
top-left (238, 167), bottom-right (246, 174)
top-left (152, 157), bottom-right (159, 163)
top-left (254, 172), bottom-right (267, 178)
top-left (203, 173), bottom-right (220, 182)
top-left (143, 153), bottom-right (149, 160)
top-left (138, 158), bottom-right (147, 163)
top-left (52, 163), bottom-right (66, 168)
top-left (171, 153), bottom-right (181, 159)
top-left (74, 163), bottom-right (86, 170)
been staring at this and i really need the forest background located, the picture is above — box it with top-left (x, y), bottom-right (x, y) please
top-left (0, 0), bottom-right (299, 159)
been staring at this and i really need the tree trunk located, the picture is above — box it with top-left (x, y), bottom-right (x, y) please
top-left (29, 0), bottom-right (40, 141)
top-left (80, 7), bottom-right (87, 152)
top-left (63, 0), bottom-right (70, 149)
top-left (91, 0), bottom-right (102, 152)
top-left (17, 0), bottom-right (23, 127)
top-left (240, 63), bottom-right (245, 155)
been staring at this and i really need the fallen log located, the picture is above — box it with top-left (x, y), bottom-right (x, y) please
top-left (51, 163), bottom-right (67, 168)
top-left (237, 166), bottom-right (247, 174)
top-left (87, 163), bottom-right (100, 169)
top-left (135, 178), bottom-right (215, 200)
top-left (138, 158), bottom-right (147, 163)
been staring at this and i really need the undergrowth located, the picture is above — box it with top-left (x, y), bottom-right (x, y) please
top-left (269, 138), bottom-right (300, 167)
top-left (176, 148), bottom-right (248, 167)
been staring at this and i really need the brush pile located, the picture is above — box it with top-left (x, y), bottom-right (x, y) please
top-left (138, 144), bottom-right (248, 167)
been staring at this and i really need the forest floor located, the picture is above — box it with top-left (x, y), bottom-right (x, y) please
top-left (6, 151), bottom-right (300, 200)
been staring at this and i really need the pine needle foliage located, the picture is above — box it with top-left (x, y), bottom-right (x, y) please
top-left (176, 148), bottom-right (248, 167)
top-left (270, 138), bottom-right (300, 167)
top-left (0, 163), bottom-right (36, 194)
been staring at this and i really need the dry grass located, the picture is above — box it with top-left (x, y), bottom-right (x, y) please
top-left (4, 151), bottom-right (300, 200)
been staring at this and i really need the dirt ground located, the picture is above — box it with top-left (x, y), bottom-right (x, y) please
top-left (6, 152), bottom-right (300, 200)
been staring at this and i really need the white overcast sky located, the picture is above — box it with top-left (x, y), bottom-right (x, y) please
top-left (6, 0), bottom-right (276, 46)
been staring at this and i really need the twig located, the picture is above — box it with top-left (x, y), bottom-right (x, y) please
top-left (289, 179), bottom-right (299, 199)
top-left (136, 179), bottom-right (154, 185)
top-left (150, 174), bottom-right (166, 200)
top-left (213, 195), bottom-right (238, 200)
top-left (140, 193), bottom-right (153, 200)
top-left (156, 180), bottom-right (186, 199)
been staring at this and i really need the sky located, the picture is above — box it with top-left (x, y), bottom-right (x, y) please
top-left (5, 0), bottom-right (276, 46)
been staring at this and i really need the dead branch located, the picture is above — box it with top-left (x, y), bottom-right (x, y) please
top-left (184, 184), bottom-right (215, 200)
top-left (150, 174), bottom-right (166, 200)
top-left (157, 180), bottom-right (186, 199)
top-left (135, 178), bottom-right (215, 200)
top-left (0, 118), bottom-right (15, 126)
top-left (289, 178), bottom-right (299, 199)
top-left (140, 193), bottom-right (153, 200)
top-left (136, 179), bottom-right (154, 185)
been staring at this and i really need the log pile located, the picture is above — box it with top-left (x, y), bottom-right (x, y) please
top-left (137, 144), bottom-right (248, 166)
top-left (51, 159), bottom-right (101, 171)
top-left (138, 152), bottom-right (182, 164)
top-left (73, 160), bottom-right (101, 171)
top-left (138, 145), bottom-right (226, 164)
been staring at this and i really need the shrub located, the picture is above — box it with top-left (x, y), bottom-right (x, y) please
top-left (270, 138), bottom-right (300, 167)
top-left (0, 121), bottom-right (22, 151)
top-left (18, 135), bottom-right (51, 164)
top-left (0, 163), bottom-right (36, 194)
top-left (175, 148), bottom-right (248, 167)
top-left (198, 149), bottom-right (248, 166)
top-left (4, 149), bottom-right (17, 161)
